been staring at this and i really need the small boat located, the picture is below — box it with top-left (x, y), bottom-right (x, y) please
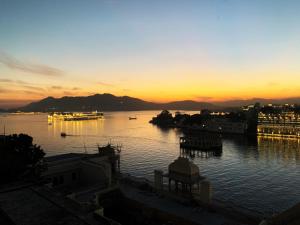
top-left (129, 116), bottom-right (137, 120)
top-left (61, 132), bottom-right (67, 137)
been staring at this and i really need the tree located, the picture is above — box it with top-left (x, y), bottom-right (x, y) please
top-left (150, 110), bottom-right (175, 127)
top-left (0, 134), bottom-right (46, 184)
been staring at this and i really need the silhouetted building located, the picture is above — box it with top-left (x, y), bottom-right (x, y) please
top-left (168, 157), bottom-right (203, 193)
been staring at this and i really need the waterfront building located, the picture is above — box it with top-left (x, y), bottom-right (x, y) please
top-left (257, 112), bottom-right (300, 138)
top-left (185, 119), bottom-right (248, 134)
top-left (202, 118), bottom-right (248, 134)
top-left (179, 135), bottom-right (222, 150)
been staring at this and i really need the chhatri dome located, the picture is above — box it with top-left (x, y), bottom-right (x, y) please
top-left (168, 157), bottom-right (200, 184)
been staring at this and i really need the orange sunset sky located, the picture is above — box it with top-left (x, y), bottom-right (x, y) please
top-left (1, 0), bottom-right (300, 108)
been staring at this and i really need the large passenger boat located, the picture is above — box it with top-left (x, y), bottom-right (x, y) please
top-left (48, 111), bottom-right (103, 121)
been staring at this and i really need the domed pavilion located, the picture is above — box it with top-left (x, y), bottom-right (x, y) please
top-left (168, 157), bottom-right (204, 193)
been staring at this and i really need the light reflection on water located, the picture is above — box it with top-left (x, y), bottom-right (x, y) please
top-left (1, 111), bottom-right (300, 215)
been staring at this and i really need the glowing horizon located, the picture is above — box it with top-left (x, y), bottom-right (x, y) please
top-left (1, 0), bottom-right (300, 108)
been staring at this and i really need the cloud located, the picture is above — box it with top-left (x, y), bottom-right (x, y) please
top-left (72, 87), bottom-right (80, 90)
top-left (97, 82), bottom-right (115, 87)
top-left (23, 90), bottom-right (45, 96)
top-left (63, 91), bottom-right (73, 95)
top-left (0, 78), bottom-right (13, 83)
top-left (51, 85), bottom-right (62, 89)
top-left (0, 79), bottom-right (32, 85)
top-left (0, 87), bottom-right (9, 93)
top-left (0, 84), bottom-right (45, 96)
top-left (0, 52), bottom-right (64, 76)
top-left (15, 80), bottom-right (29, 84)
top-left (22, 85), bottom-right (45, 91)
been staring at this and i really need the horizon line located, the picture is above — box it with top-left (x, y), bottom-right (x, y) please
top-left (2, 93), bottom-right (300, 110)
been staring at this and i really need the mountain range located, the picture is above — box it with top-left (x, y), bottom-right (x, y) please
top-left (214, 97), bottom-right (300, 107)
top-left (6, 94), bottom-right (300, 112)
top-left (15, 93), bottom-right (216, 112)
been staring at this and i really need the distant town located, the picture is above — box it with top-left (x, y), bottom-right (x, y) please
top-left (150, 103), bottom-right (300, 139)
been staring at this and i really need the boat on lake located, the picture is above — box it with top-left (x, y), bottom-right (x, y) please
top-left (60, 132), bottom-right (67, 137)
top-left (129, 116), bottom-right (137, 120)
top-left (48, 111), bottom-right (103, 121)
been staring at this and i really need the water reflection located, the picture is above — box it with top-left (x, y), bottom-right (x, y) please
top-left (222, 134), bottom-right (258, 147)
top-left (221, 135), bottom-right (259, 160)
top-left (257, 136), bottom-right (300, 164)
top-left (179, 147), bottom-right (222, 159)
top-left (49, 118), bottom-right (104, 137)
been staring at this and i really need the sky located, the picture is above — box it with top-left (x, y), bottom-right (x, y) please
top-left (1, 0), bottom-right (300, 108)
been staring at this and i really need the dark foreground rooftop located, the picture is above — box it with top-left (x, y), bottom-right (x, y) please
top-left (0, 186), bottom-right (89, 225)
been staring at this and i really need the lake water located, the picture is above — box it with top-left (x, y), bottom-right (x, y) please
top-left (1, 111), bottom-right (300, 216)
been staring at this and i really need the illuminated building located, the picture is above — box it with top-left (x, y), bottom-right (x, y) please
top-left (257, 112), bottom-right (300, 138)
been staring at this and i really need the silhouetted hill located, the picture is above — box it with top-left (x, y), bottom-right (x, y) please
top-left (15, 94), bottom-right (300, 112)
top-left (161, 100), bottom-right (216, 110)
top-left (215, 97), bottom-right (300, 107)
top-left (17, 94), bottom-right (216, 112)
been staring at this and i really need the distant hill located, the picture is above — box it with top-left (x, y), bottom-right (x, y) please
top-left (215, 97), bottom-right (300, 107)
top-left (161, 100), bottom-right (215, 110)
top-left (13, 94), bottom-right (300, 112)
top-left (17, 93), bottom-right (217, 112)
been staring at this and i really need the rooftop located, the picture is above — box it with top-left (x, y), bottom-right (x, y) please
top-left (169, 157), bottom-right (200, 176)
top-left (45, 153), bottom-right (90, 163)
top-left (0, 187), bottom-right (89, 225)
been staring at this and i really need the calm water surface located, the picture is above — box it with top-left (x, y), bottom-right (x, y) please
top-left (1, 111), bottom-right (300, 215)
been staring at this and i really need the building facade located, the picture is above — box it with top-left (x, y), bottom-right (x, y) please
top-left (258, 112), bottom-right (300, 138)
